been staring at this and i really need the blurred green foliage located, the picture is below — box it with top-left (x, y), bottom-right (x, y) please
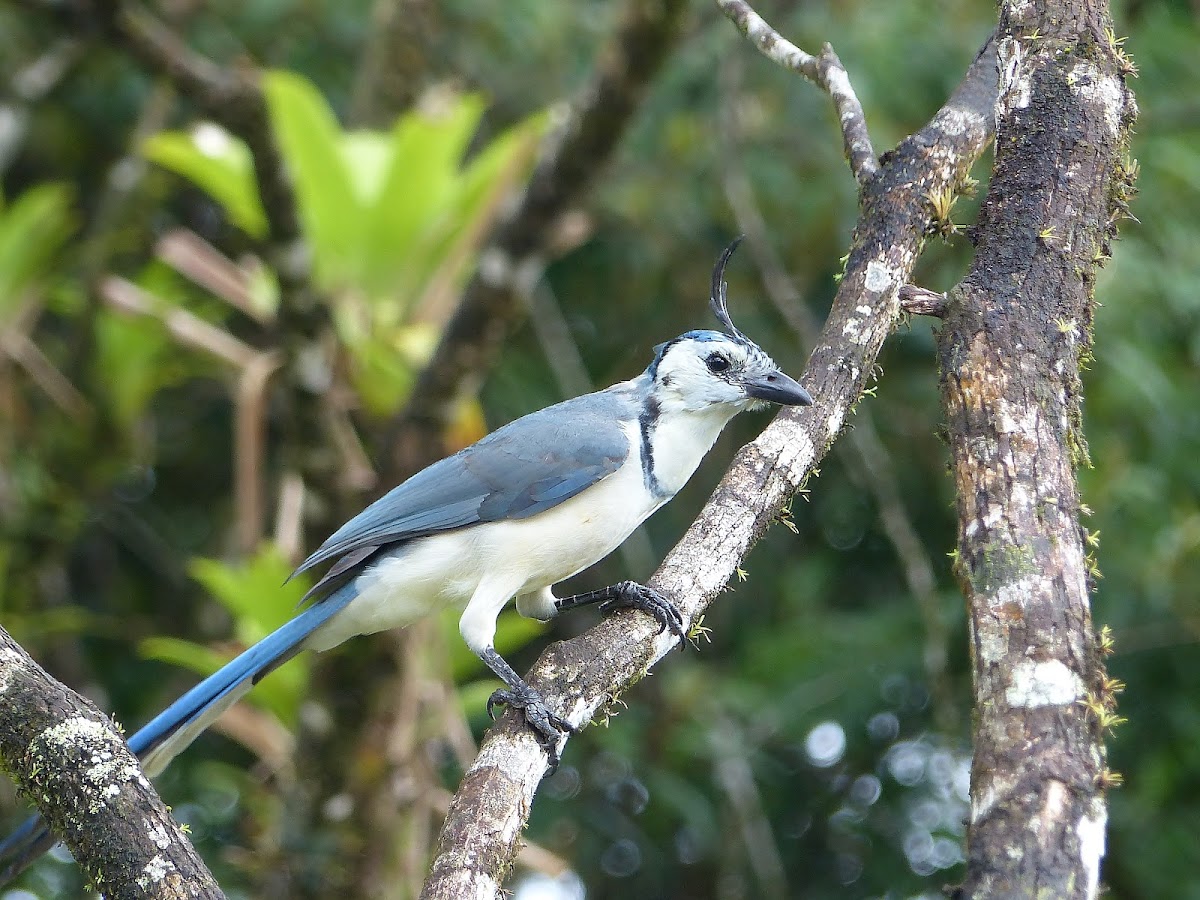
top-left (143, 127), bottom-right (270, 239)
top-left (0, 184), bottom-right (75, 317)
top-left (144, 73), bottom-right (546, 414)
top-left (140, 546), bottom-right (312, 724)
top-left (0, 0), bottom-right (1196, 898)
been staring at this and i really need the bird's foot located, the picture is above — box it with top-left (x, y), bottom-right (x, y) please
top-left (600, 581), bottom-right (689, 648)
top-left (487, 683), bottom-right (577, 771)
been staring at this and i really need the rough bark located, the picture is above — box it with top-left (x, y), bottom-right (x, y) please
top-left (936, 2), bottom-right (1137, 897)
top-left (420, 35), bottom-right (999, 900)
top-left (0, 628), bottom-right (223, 898)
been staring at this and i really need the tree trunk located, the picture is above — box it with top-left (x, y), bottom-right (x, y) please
top-left (937, 2), bottom-right (1137, 897)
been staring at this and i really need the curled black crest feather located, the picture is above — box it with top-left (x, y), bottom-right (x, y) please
top-left (710, 235), bottom-right (748, 342)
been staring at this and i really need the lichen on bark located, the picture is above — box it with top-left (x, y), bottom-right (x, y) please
top-left (936, 1), bottom-right (1137, 897)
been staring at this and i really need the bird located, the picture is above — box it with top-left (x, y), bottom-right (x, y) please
top-left (0, 237), bottom-right (812, 881)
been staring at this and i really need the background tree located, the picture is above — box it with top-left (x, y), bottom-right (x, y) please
top-left (0, 0), bottom-right (1193, 898)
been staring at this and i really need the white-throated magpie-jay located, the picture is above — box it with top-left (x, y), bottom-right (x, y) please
top-left (0, 238), bottom-right (812, 878)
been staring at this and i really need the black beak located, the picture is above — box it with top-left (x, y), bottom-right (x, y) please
top-left (744, 370), bottom-right (814, 406)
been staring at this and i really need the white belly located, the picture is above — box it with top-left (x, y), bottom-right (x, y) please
top-left (306, 430), bottom-right (662, 652)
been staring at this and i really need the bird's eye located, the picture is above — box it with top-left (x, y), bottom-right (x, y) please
top-left (706, 353), bottom-right (731, 374)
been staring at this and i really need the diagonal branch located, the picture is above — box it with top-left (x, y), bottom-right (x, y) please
top-left (715, 0), bottom-right (878, 183)
top-left (717, 132), bottom-right (955, 728)
top-left (421, 34), bottom-right (997, 900)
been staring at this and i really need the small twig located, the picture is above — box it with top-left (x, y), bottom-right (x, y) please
top-left (157, 229), bottom-right (272, 324)
top-left (520, 277), bottom-right (658, 578)
top-left (103, 275), bottom-right (284, 556)
top-left (0, 320), bottom-right (92, 420)
top-left (522, 280), bottom-right (592, 398)
top-left (322, 402), bottom-right (378, 493)
top-left (234, 351), bottom-right (284, 555)
top-left (710, 720), bottom-right (788, 900)
top-left (715, 0), bottom-right (878, 183)
top-left (210, 703), bottom-right (295, 779)
top-left (273, 471), bottom-right (306, 563)
top-left (898, 284), bottom-right (949, 317)
top-left (101, 276), bottom-right (259, 368)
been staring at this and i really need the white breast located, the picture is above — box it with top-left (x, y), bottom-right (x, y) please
top-left (646, 402), bottom-right (741, 497)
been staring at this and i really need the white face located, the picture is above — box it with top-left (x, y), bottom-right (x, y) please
top-left (651, 332), bottom-right (779, 411)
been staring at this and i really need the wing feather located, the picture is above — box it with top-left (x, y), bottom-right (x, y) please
top-left (292, 388), bottom-right (635, 582)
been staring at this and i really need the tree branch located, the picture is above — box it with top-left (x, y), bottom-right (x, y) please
top-left (0, 627), bottom-right (224, 897)
top-left (103, 1), bottom-right (301, 249)
top-left (420, 32), bottom-right (998, 899)
top-left (718, 55), bottom-right (957, 728)
top-left (936, 4), bottom-right (1137, 897)
top-left (715, 0), bottom-right (878, 183)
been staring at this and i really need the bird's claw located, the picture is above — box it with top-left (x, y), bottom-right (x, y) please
top-left (600, 581), bottom-right (689, 649)
top-left (486, 684), bottom-right (577, 771)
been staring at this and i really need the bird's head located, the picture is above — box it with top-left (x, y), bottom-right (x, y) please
top-left (646, 238), bottom-right (813, 413)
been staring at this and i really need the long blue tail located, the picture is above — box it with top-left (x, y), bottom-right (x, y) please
top-left (0, 581), bottom-right (358, 884)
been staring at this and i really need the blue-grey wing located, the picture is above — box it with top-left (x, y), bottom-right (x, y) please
top-left (292, 388), bottom-right (635, 581)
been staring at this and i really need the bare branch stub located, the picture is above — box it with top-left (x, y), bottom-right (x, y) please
top-left (0, 628), bottom-right (224, 898)
top-left (421, 29), bottom-right (998, 900)
top-left (715, 0), bottom-right (878, 183)
top-left (935, 3), bottom-right (1137, 897)
top-left (898, 284), bottom-right (949, 317)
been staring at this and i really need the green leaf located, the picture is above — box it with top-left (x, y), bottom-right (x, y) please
top-left (94, 308), bottom-right (177, 425)
top-left (142, 126), bottom-right (268, 239)
top-left (360, 94), bottom-right (488, 303)
top-left (139, 636), bottom-right (232, 681)
top-left (0, 183), bottom-right (76, 321)
top-left (139, 635), bottom-right (305, 725)
top-left (140, 544), bottom-right (317, 724)
top-left (378, 101), bottom-right (547, 319)
top-left (262, 70), bottom-right (362, 289)
top-left (414, 109), bottom-right (548, 302)
top-left (188, 544), bottom-right (311, 647)
top-left (344, 333), bottom-right (417, 416)
top-left (340, 131), bottom-right (394, 206)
